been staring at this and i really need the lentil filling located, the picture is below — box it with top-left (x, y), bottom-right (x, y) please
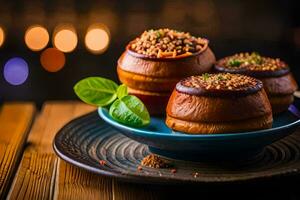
top-left (129, 28), bottom-right (208, 58)
top-left (216, 52), bottom-right (289, 74)
top-left (176, 73), bottom-right (263, 96)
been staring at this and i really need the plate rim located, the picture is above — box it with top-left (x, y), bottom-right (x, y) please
top-left (53, 112), bottom-right (300, 184)
top-left (98, 107), bottom-right (300, 139)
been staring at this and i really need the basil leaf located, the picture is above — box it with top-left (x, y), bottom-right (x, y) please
top-left (117, 84), bottom-right (128, 99)
top-left (109, 95), bottom-right (150, 127)
top-left (74, 77), bottom-right (118, 107)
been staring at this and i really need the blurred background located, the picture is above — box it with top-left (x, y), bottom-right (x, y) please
top-left (0, 0), bottom-right (299, 106)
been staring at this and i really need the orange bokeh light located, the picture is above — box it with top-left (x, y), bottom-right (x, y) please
top-left (53, 24), bottom-right (78, 53)
top-left (0, 27), bottom-right (5, 47)
top-left (85, 24), bottom-right (110, 54)
top-left (40, 48), bottom-right (66, 72)
top-left (25, 25), bottom-right (49, 51)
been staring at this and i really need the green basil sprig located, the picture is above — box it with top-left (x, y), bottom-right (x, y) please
top-left (74, 77), bottom-right (150, 127)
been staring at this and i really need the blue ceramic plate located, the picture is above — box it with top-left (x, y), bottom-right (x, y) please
top-left (98, 102), bottom-right (300, 160)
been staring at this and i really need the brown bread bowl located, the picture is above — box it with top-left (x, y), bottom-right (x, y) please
top-left (166, 73), bottom-right (273, 134)
top-left (117, 29), bottom-right (216, 115)
top-left (215, 52), bottom-right (298, 114)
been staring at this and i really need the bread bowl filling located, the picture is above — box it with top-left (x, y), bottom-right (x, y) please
top-left (181, 73), bottom-right (261, 92)
top-left (129, 28), bottom-right (208, 58)
top-left (218, 52), bottom-right (288, 72)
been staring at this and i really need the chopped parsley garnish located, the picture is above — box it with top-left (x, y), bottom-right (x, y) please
top-left (217, 75), bottom-right (225, 80)
top-left (202, 73), bottom-right (210, 81)
top-left (156, 31), bottom-right (161, 38)
top-left (228, 59), bottom-right (243, 67)
top-left (250, 52), bottom-right (262, 64)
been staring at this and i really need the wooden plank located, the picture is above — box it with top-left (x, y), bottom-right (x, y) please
top-left (54, 103), bottom-right (113, 200)
top-left (54, 160), bottom-right (112, 200)
top-left (0, 102), bottom-right (35, 199)
top-left (112, 180), bottom-right (165, 200)
top-left (7, 101), bottom-right (96, 200)
top-left (5, 101), bottom-right (168, 200)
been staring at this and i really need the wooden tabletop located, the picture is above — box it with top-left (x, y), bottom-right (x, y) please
top-left (1, 101), bottom-right (300, 200)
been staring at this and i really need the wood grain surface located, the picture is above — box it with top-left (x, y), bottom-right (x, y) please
top-left (6, 102), bottom-right (95, 200)
top-left (54, 104), bottom-right (113, 200)
top-left (3, 102), bottom-right (160, 200)
top-left (2, 101), bottom-right (299, 200)
top-left (0, 102), bottom-right (35, 199)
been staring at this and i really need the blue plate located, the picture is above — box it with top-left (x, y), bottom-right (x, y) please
top-left (98, 102), bottom-right (300, 161)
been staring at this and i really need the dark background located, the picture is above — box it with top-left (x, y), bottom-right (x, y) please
top-left (0, 0), bottom-right (299, 106)
top-left (1, 1), bottom-right (300, 199)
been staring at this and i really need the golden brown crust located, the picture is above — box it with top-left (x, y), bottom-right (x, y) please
top-left (215, 53), bottom-right (298, 113)
top-left (127, 87), bottom-right (170, 96)
top-left (166, 89), bottom-right (272, 122)
top-left (117, 47), bottom-right (215, 78)
top-left (177, 73), bottom-right (263, 97)
top-left (268, 94), bottom-right (294, 114)
top-left (117, 42), bottom-right (216, 115)
top-left (260, 73), bottom-right (298, 95)
top-left (117, 66), bottom-right (179, 92)
top-left (165, 114), bottom-right (273, 134)
top-left (127, 87), bottom-right (170, 115)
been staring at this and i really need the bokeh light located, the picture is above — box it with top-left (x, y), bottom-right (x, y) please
top-left (25, 25), bottom-right (49, 51)
top-left (53, 24), bottom-right (77, 53)
top-left (40, 48), bottom-right (66, 72)
top-left (85, 24), bottom-right (110, 54)
top-left (0, 26), bottom-right (5, 47)
top-left (4, 57), bottom-right (29, 85)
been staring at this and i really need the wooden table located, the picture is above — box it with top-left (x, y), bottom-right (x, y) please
top-left (1, 101), bottom-right (300, 200)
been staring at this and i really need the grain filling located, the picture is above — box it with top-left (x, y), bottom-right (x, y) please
top-left (130, 28), bottom-right (208, 58)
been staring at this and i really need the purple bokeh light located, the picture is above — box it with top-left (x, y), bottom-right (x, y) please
top-left (3, 57), bottom-right (29, 85)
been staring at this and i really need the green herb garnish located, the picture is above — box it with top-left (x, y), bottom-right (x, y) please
top-left (109, 95), bottom-right (150, 127)
top-left (228, 59), bottom-right (242, 67)
top-left (250, 52), bottom-right (262, 64)
top-left (74, 77), bottom-right (118, 107)
top-left (156, 31), bottom-right (161, 38)
top-left (74, 77), bottom-right (150, 127)
top-left (217, 75), bottom-right (225, 81)
top-left (202, 73), bottom-right (210, 81)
